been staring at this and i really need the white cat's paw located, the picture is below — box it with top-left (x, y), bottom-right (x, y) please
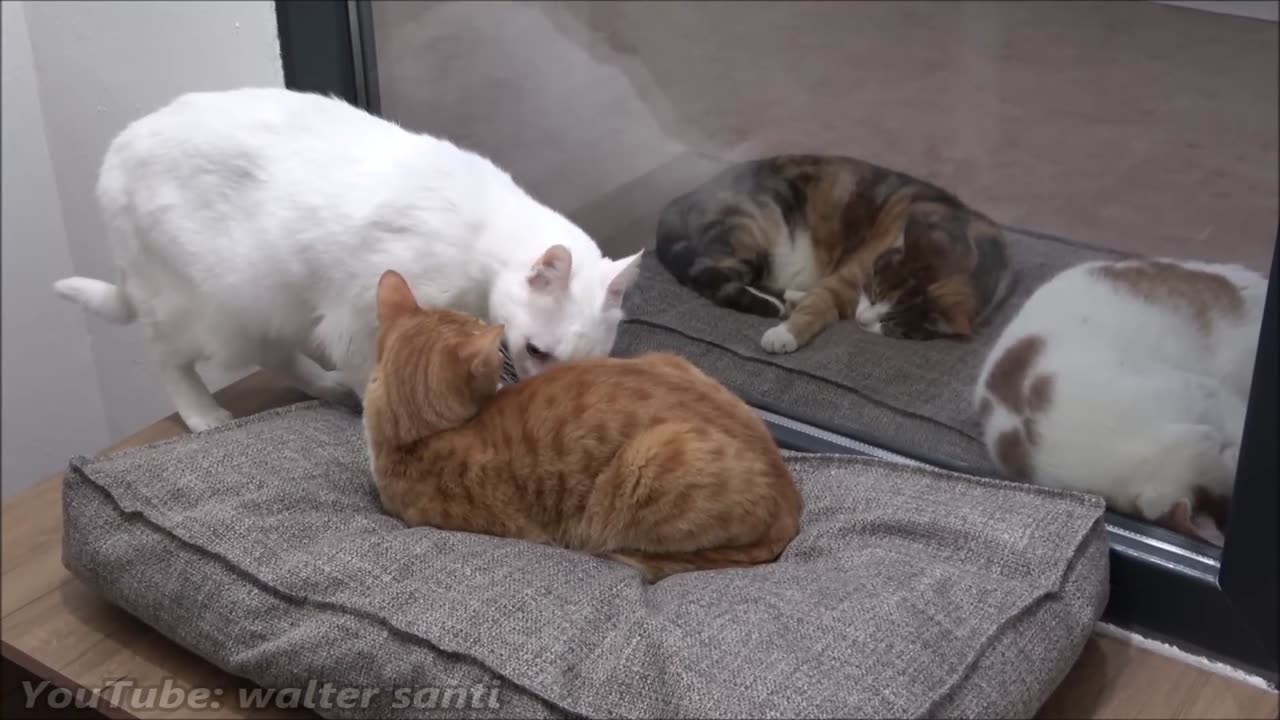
top-left (761, 324), bottom-right (799, 354)
top-left (184, 408), bottom-right (234, 433)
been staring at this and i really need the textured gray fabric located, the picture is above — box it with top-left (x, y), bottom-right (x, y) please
top-left (598, 153), bottom-right (1126, 475)
top-left (63, 401), bottom-right (1107, 719)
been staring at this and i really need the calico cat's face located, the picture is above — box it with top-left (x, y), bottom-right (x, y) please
top-left (488, 245), bottom-right (643, 381)
top-left (373, 269), bottom-right (506, 429)
top-left (857, 248), bottom-right (975, 340)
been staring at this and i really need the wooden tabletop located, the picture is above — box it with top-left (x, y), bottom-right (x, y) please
top-left (3, 373), bottom-right (312, 719)
top-left (2, 373), bottom-right (1275, 718)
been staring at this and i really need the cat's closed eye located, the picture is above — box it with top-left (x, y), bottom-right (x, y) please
top-left (526, 342), bottom-right (552, 361)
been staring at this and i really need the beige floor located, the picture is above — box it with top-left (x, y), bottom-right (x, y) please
top-left (371, 0), bottom-right (1277, 269)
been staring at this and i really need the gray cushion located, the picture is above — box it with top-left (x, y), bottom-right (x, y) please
top-left (597, 153), bottom-right (1126, 476)
top-left (63, 401), bottom-right (1108, 719)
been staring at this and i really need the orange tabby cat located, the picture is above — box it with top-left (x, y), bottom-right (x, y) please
top-left (364, 269), bottom-right (803, 582)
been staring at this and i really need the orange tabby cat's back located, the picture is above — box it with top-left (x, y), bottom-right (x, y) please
top-left (472, 352), bottom-right (803, 579)
top-left (476, 351), bottom-right (796, 502)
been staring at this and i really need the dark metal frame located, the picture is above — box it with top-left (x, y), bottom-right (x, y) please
top-left (274, 1), bottom-right (375, 109)
top-left (276, 0), bottom-right (1278, 683)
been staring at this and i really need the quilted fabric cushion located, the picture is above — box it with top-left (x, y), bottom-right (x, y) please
top-left (63, 401), bottom-right (1108, 719)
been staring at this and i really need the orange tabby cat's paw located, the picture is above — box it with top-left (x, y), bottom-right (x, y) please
top-left (761, 324), bottom-right (799, 354)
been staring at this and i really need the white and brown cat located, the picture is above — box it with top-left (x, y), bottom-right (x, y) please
top-left (975, 257), bottom-right (1267, 545)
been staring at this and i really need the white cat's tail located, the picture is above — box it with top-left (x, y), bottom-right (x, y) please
top-left (52, 277), bottom-right (137, 324)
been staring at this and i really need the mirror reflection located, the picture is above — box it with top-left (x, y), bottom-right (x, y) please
top-left (370, 1), bottom-right (1276, 548)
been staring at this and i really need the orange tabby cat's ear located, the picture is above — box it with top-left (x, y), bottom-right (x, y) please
top-left (459, 325), bottom-right (506, 379)
top-left (376, 270), bottom-right (419, 326)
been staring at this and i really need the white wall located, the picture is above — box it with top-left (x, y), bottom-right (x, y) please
top-left (1, 1), bottom-right (283, 497)
top-left (2, 0), bottom-right (109, 496)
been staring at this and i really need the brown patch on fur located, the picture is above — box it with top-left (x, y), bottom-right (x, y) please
top-left (976, 397), bottom-right (994, 425)
top-left (994, 429), bottom-right (1033, 482)
top-left (978, 340), bottom-right (1053, 481)
top-left (1022, 417), bottom-right (1040, 446)
top-left (927, 275), bottom-right (978, 338)
top-left (985, 335), bottom-right (1046, 415)
top-left (1026, 374), bottom-right (1054, 414)
top-left (1094, 260), bottom-right (1244, 334)
top-left (364, 270), bottom-right (803, 583)
top-left (804, 162), bottom-right (858, 274)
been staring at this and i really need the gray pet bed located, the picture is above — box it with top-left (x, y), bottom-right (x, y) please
top-left (64, 401), bottom-right (1108, 719)
top-left (590, 153), bottom-right (1125, 476)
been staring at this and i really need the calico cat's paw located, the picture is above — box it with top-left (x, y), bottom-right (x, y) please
top-left (761, 324), bottom-right (799, 354)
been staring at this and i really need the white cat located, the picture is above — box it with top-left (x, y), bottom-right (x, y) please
top-left (53, 88), bottom-right (642, 432)
top-left (974, 257), bottom-right (1267, 546)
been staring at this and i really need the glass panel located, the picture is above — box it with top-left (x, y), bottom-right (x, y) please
top-left (369, 1), bottom-right (1277, 550)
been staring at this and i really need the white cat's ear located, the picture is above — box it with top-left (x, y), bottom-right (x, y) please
top-left (460, 324), bottom-right (506, 380)
top-left (376, 270), bottom-right (418, 325)
top-left (528, 245), bottom-right (573, 294)
top-left (603, 250), bottom-right (644, 310)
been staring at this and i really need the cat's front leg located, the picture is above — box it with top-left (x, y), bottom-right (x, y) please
top-left (761, 281), bottom-right (857, 354)
top-left (782, 289), bottom-right (806, 315)
top-left (263, 351), bottom-right (359, 406)
top-left (760, 291), bottom-right (809, 351)
top-left (159, 361), bottom-right (235, 432)
top-left (315, 312), bottom-right (375, 403)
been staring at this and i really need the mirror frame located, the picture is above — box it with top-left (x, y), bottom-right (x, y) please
top-left (277, 0), bottom-right (1278, 681)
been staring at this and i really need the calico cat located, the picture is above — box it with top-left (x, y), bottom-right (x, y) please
top-left (974, 257), bottom-right (1267, 546)
top-left (364, 269), bottom-right (803, 582)
top-left (656, 155), bottom-right (1012, 352)
top-left (52, 88), bottom-right (641, 432)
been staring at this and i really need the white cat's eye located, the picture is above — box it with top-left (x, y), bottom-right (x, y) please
top-left (525, 342), bottom-right (551, 361)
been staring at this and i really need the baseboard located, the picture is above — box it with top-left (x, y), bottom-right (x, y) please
top-left (1094, 622), bottom-right (1279, 692)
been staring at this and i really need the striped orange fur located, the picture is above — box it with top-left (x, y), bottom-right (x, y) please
top-left (364, 270), bottom-right (803, 582)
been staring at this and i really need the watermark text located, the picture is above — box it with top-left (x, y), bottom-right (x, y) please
top-left (23, 678), bottom-right (505, 712)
